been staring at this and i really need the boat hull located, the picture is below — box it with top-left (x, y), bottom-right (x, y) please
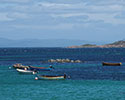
top-left (37, 75), bottom-right (66, 80)
top-left (16, 68), bottom-right (35, 74)
top-left (102, 62), bottom-right (122, 66)
top-left (29, 66), bottom-right (52, 71)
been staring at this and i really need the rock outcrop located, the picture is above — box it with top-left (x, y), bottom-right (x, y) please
top-left (67, 40), bottom-right (125, 48)
top-left (48, 59), bottom-right (83, 63)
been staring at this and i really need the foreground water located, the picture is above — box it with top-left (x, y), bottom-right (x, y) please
top-left (0, 48), bottom-right (125, 100)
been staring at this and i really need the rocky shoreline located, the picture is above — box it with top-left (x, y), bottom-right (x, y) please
top-left (67, 40), bottom-right (125, 48)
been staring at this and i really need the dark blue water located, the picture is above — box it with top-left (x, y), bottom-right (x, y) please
top-left (0, 47), bottom-right (124, 63)
top-left (1, 48), bottom-right (125, 100)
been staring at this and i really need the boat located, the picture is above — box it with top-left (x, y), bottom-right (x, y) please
top-left (102, 62), bottom-right (122, 66)
top-left (16, 68), bottom-right (37, 74)
top-left (35, 74), bottom-right (66, 80)
top-left (29, 65), bottom-right (54, 71)
top-left (13, 63), bottom-right (29, 69)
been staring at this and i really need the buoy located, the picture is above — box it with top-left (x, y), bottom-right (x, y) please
top-left (24, 68), bottom-right (27, 70)
top-left (68, 76), bottom-right (71, 79)
top-left (35, 77), bottom-right (38, 80)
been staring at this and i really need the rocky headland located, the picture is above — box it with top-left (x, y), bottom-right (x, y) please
top-left (67, 40), bottom-right (125, 48)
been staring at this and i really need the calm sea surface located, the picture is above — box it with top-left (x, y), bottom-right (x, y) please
top-left (0, 48), bottom-right (125, 100)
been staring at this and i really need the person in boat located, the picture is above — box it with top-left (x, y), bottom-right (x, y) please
top-left (24, 68), bottom-right (27, 70)
top-left (64, 73), bottom-right (70, 79)
top-left (64, 73), bottom-right (67, 78)
top-left (49, 65), bottom-right (54, 69)
top-left (34, 69), bottom-right (38, 73)
top-left (33, 70), bottom-right (38, 74)
top-left (28, 66), bottom-right (32, 69)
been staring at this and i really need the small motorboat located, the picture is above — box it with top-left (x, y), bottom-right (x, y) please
top-left (16, 68), bottom-right (37, 74)
top-left (102, 62), bottom-right (122, 66)
top-left (29, 65), bottom-right (54, 71)
top-left (35, 74), bottom-right (66, 80)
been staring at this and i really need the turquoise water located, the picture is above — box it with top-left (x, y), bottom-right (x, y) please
top-left (1, 71), bottom-right (125, 100)
top-left (1, 65), bottom-right (125, 100)
top-left (0, 48), bottom-right (125, 100)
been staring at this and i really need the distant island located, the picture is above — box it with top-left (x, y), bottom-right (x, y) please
top-left (0, 38), bottom-right (101, 47)
top-left (0, 37), bottom-right (125, 48)
top-left (67, 40), bottom-right (125, 48)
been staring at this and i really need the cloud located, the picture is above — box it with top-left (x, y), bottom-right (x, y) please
top-left (51, 13), bottom-right (86, 18)
top-left (0, 12), bottom-right (30, 22)
top-left (51, 13), bottom-right (89, 24)
top-left (0, 0), bottom-right (125, 25)
top-left (87, 5), bottom-right (123, 13)
top-left (0, 0), bottom-right (30, 3)
top-left (12, 23), bottom-right (74, 30)
top-left (7, 12), bottom-right (29, 19)
top-left (115, 13), bottom-right (125, 19)
top-left (87, 0), bottom-right (125, 5)
top-left (37, 2), bottom-right (72, 8)
top-left (4, 2), bottom-right (87, 13)
top-left (0, 13), bottom-right (13, 21)
top-left (87, 13), bottom-right (125, 24)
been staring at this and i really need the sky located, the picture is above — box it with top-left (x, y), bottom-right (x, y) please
top-left (0, 0), bottom-right (125, 42)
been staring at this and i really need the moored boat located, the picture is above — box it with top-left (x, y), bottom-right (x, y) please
top-left (102, 62), bottom-right (122, 66)
top-left (16, 68), bottom-right (37, 74)
top-left (35, 74), bottom-right (66, 80)
top-left (29, 65), bottom-right (54, 71)
top-left (13, 63), bottom-right (29, 69)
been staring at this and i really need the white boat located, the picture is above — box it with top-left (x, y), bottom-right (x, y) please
top-left (35, 74), bottom-right (66, 80)
top-left (16, 68), bottom-right (37, 74)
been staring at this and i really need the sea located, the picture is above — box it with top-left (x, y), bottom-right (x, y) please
top-left (0, 48), bottom-right (125, 100)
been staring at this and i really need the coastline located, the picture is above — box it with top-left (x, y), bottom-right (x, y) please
top-left (67, 40), bottom-right (125, 48)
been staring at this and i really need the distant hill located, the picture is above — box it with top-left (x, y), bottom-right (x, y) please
top-left (68, 40), bottom-right (125, 48)
top-left (0, 38), bottom-right (98, 47)
top-left (103, 40), bottom-right (125, 48)
top-left (107, 40), bottom-right (125, 46)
